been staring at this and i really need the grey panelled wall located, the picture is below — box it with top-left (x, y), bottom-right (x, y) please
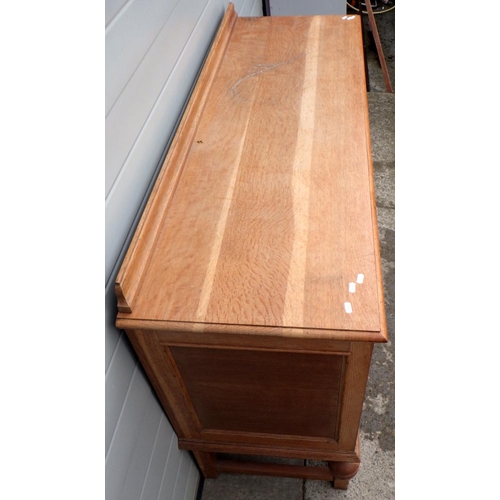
top-left (105, 1), bottom-right (263, 500)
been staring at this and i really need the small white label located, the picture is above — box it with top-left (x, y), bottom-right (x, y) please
top-left (356, 273), bottom-right (365, 284)
top-left (349, 282), bottom-right (356, 293)
top-left (344, 302), bottom-right (352, 314)
top-left (342, 15), bottom-right (355, 20)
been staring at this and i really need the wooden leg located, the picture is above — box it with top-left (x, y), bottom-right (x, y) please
top-left (192, 451), bottom-right (218, 478)
top-left (328, 461), bottom-right (360, 490)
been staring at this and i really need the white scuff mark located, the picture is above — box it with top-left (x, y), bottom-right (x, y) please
top-left (349, 282), bottom-right (356, 293)
top-left (357, 273), bottom-right (365, 284)
top-left (342, 15), bottom-right (356, 20)
top-left (344, 302), bottom-right (353, 314)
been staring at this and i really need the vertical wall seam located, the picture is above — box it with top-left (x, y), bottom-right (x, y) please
top-left (154, 420), bottom-right (177, 500)
top-left (106, 0), bottom-right (134, 32)
top-left (105, 0), bottom-right (212, 203)
top-left (106, 0), bottom-right (184, 117)
top-left (169, 452), bottom-right (185, 500)
top-left (105, 362), bottom-right (139, 461)
top-left (139, 414), bottom-right (166, 500)
top-left (105, 330), bottom-right (124, 378)
top-left (181, 463), bottom-right (192, 500)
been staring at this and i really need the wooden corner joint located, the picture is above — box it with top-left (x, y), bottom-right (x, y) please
top-left (115, 281), bottom-right (132, 313)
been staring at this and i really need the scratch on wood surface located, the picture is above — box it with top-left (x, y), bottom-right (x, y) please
top-left (230, 58), bottom-right (299, 101)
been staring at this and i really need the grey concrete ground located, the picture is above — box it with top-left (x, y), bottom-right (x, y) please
top-left (200, 7), bottom-right (395, 499)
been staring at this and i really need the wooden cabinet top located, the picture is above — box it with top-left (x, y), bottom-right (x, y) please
top-left (116, 4), bottom-right (387, 343)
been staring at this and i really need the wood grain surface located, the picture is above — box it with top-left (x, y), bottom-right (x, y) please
top-left (116, 6), bottom-right (386, 342)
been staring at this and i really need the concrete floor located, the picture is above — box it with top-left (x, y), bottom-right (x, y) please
top-left (199, 7), bottom-right (395, 499)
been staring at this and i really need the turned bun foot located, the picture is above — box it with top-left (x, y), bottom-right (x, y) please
top-left (328, 461), bottom-right (360, 490)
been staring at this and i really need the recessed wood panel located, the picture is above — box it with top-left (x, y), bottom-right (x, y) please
top-left (169, 346), bottom-right (346, 440)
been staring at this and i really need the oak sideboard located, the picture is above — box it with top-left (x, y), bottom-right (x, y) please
top-left (115, 3), bottom-right (387, 490)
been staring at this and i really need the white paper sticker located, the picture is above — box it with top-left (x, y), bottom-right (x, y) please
top-left (356, 273), bottom-right (364, 284)
top-left (344, 302), bottom-right (353, 314)
top-left (349, 282), bottom-right (356, 293)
